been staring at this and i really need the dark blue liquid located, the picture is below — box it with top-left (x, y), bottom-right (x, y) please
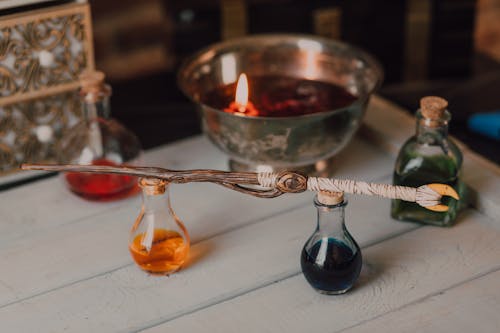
top-left (301, 238), bottom-right (362, 294)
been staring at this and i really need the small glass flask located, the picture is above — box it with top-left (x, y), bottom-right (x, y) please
top-left (301, 191), bottom-right (362, 295)
top-left (129, 178), bottom-right (190, 275)
top-left (392, 96), bottom-right (463, 226)
top-left (60, 70), bottom-right (143, 200)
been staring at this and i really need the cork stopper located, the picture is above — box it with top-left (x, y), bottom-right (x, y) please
top-left (420, 96), bottom-right (448, 120)
top-left (79, 70), bottom-right (111, 103)
top-left (139, 177), bottom-right (167, 195)
top-left (317, 191), bottom-right (344, 205)
top-left (79, 70), bottom-right (105, 92)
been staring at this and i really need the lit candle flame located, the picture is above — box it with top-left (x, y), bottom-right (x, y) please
top-left (235, 73), bottom-right (249, 112)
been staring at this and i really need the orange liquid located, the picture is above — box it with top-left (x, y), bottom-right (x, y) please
top-left (129, 229), bottom-right (189, 275)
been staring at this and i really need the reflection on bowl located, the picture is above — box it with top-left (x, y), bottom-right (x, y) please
top-left (178, 34), bottom-right (383, 174)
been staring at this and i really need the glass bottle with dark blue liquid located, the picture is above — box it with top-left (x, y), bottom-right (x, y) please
top-left (301, 191), bottom-right (362, 295)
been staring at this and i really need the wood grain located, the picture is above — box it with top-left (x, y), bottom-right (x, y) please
top-left (0, 191), bottom-right (416, 331)
top-left (4, 136), bottom-right (391, 247)
top-left (343, 269), bottom-right (500, 333)
top-left (0, 136), bottom-right (393, 311)
top-left (142, 210), bottom-right (500, 333)
top-left (1, 97), bottom-right (498, 332)
top-left (0, 137), bottom-right (222, 246)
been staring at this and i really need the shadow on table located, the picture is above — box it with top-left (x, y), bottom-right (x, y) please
top-left (181, 240), bottom-right (216, 272)
top-left (355, 259), bottom-right (386, 293)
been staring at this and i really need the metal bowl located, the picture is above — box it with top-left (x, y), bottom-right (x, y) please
top-left (178, 34), bottom-right (383, 173)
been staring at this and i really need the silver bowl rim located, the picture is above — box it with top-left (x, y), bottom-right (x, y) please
top-left (177, 33), bottom-right (384, 120)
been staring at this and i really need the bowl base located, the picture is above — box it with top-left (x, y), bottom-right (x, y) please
top-left (229, 157), bottom-right (336, 177)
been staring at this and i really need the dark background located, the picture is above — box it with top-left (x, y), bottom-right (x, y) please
top-left (90, 0), bottom-right (500, 164)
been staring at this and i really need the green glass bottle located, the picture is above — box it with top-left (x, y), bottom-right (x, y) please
top-left (391, 96), bottom-right (463, 226)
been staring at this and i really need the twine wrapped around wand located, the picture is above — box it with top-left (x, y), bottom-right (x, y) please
top-left (21, 164), bottom-right (459, 212)
top-left (257, 172), bottom-right (458, 212)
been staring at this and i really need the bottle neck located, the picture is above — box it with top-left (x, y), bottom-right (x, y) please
top-left (139, 179), bottom-right (171, 214)
top-left (415, 109), bottom-right (450, 145)
top-left (80, 83), bottom-right (112, 121)
top-left (314, 198), bottom-right (347, 238)
top-left (142, 187), bottom-right (171, 214)
top-left (82, 95), bottom-right (111, 121)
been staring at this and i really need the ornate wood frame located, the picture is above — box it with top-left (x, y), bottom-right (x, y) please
top-left (0, 2), bottom-right (94, 175)
top-left (0, 2), bottom-right (94, 106)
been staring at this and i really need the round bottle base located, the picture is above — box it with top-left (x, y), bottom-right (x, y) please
top-left (141, 266), bottom-right (183, 276)
top-left (315, 287), bottom-right (352, 295)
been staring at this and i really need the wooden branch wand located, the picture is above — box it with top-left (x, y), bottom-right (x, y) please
top-left (21, 163), bottom-right (459, 212)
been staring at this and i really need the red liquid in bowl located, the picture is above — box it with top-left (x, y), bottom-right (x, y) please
top-left (204, 75), bottom-right (358, 117)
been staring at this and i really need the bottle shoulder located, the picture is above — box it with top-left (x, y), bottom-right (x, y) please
top-left (398, 135), bottom-right (462, 156)
top-left (395, 135), bottom-right (462, 180)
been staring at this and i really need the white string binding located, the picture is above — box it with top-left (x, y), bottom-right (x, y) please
top-left (257, 172), bottom-right (278, 188)
top-left (257, 174), bottom-right (443, 208)
top-left (307, 177), bottom-right (418, 202)
top-left (415, 185), bottom-right (441, 207)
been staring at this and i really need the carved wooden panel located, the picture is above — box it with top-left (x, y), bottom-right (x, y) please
top-left (0, 90), bottom-right (82, 173)
top-left (0, 2), bottom-right (94, 106)
top-left (0, 2), bottom-right (94, 175)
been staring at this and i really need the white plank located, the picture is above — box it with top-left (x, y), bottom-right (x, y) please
top-left (0, 135), bottom-right (388, 242)
top-left (0, 135), bottom-right (392, 247)
top-left (0, 182), bottom-right (307, 307)
top-left (0, 137), bottom-right (223, 246)
top-left (0, 170), bottom-right (124, 244)
top-left (0, 132), bottom-right (395, 327)
top-left (144, 210), bottom-right (500, 333)
top-left (363, 96), bottom-right (414, 155)
top-left (0, 137), bottom-right (393, 308)
top-left (0, 189), bottom-right (417, 331)
top-left (461, 156), bottom-right (500, 222)
top-left (140, 136), bottom-right (226, 171)
top-left (343, 269), bottom-right (500, 333)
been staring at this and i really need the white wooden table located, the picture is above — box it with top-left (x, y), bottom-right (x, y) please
top-left (1, 97), bottom-right (499, 332)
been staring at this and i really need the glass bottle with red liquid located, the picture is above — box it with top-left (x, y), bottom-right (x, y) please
top-left (61, 71), bottom-right (142, 200)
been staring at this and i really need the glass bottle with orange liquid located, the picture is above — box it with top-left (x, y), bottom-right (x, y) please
top-left (60, 71), bottom-right (142, 200)
top-left (129, 178), bottom-right (190, 275)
